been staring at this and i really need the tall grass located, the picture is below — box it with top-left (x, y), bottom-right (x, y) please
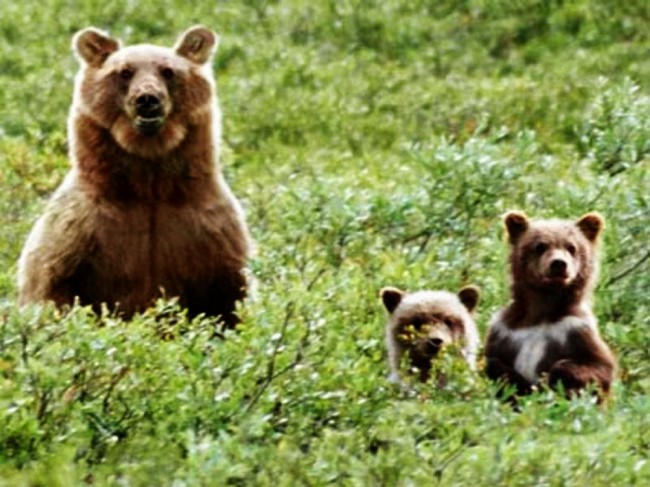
top-left (0, 1), bottom-right (648, 485)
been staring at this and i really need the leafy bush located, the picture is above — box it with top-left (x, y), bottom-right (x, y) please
top-left (0, 0), bottom-right (648, 485)
top-left (579, 78), bottom-right (649, 175)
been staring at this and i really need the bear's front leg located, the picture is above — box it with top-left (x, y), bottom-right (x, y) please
top-left (18, 186), bottom-right (95, 309)
top-left (548, 359), bottom-right (613, 400)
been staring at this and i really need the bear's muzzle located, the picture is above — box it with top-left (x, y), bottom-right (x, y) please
top-left (134, 94), bottom-right (165, 135)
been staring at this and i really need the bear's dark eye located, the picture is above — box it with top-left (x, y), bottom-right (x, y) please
top-left (407, 318), bottom-right (423, 330)
top-left (443, 317), bottom-right (453, 327)
top-left (567, 244), bottom-right (577, 255)
top-left (161, 67), bottom-right (175, 80)
top-left (534, 242), bottom-right (548, 255)
top-left (119, 68), bottom-right (134, 80)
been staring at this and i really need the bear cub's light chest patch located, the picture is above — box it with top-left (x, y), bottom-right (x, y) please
top-left (493, 316), bottom-right (592, 383)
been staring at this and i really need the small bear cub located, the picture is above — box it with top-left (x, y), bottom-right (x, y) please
top-left (485, 211), bottom-right (617, 401)
top-left (380, 286), bottom-right (480, 383)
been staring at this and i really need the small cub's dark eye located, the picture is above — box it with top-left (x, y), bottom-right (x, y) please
top-left (534, 243), bottom-right (548, 255)
top-left (119, 68), bottom-right (134, 80)
top-left (567, 244), bottom-right (577, 255)
top-left (443, 318), bottom-right (453, 327)
top-left (161, 67), bottom-right (175, 80)
top-left (408, 319), bottom-right (423, 330)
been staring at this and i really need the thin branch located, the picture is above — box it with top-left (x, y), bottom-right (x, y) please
top-left (244, 300), bottom-right (320, 414)
top-left (306, 266), bottom-right (328, 292)
top-left (102, 366), bottom-right (130, 413)
top-left (432, 442), bottom-right (470, 484)
top-left (244, 301), bottom-right (295, 413)
top-left (605, 250), bottom-right (650, 285)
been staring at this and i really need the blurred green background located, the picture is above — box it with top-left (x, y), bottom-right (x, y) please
top-left (0, 1), bottom-right (648, 485)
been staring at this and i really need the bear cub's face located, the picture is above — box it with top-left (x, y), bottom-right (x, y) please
top-left (72, 26), bottom-right (218, 157)
top-left (504, 211), bottom-right (604, 291)
top-left (381, 286), bottom-right (479, 379)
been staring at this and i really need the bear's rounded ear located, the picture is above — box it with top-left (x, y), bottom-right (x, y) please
top-left (73, 28), bottom-right (120, 67)
top-left (175, 26), bottom-right (218, 65)
top-left (380, 287), bottom-right (404, 314)
top-left (458, 285), bottom-right (480, 312)
top-left (504, 211), bottom-right (529, 244)
top-left (576, 212), bottom-right (605, 242)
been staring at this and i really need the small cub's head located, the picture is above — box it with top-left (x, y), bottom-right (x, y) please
top-left (504, 211), bottom-right (604, 292)
top-left (72, 26), bottom-right (218, 158)
top-left (381, 285), bottom-right (480, 381)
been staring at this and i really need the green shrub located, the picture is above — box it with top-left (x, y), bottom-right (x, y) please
top-left (0, 1), bottom-right (648, 485)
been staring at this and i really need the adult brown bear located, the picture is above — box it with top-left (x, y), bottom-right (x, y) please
top-left (18, 26), bottom-right (252, 328)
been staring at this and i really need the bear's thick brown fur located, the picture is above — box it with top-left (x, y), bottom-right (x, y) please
top-left (381, 285), bottom-right (480, 383)
top-left (18, 26), bottom-right (252, 327)
top-left (485, 211), bottom-right (617, 401)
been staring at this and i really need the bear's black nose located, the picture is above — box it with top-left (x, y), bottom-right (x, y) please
top-left (135, 94), bottom-right (163, 118)
top-left (550, 259), bottom-right (567, 275)
top-left (425, 338), bottom-right (443, 354)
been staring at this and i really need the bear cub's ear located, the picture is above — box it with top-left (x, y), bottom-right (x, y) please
top-left (175, 26), bottom-right (218, 64)
top-left (576, 212), bottom-right (605, 242)
top-left (73, 27), bottom-right (120, 67)
top-left (380, 287), bottom-right (404, 314)
top-left (503, 211), bottom-right (529, 244)
top-left (458, 285), bottom-right (480, 312)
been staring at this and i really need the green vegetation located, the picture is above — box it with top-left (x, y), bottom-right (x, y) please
top-left (0, 0), bottom-right (648, 485)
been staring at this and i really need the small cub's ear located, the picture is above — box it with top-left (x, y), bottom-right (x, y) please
top-left (458, 285), bottom-right (480, 312)
top-left (73, 27), bottom-right (120, 67)
top-left (175, 26), bottom-right (218, 64)
top-left (576, 212), bottom-right (605, 242)
top-left (504, 211), bottom-right (529, 244)
top-left (380, 287), bottom-right (404, 314)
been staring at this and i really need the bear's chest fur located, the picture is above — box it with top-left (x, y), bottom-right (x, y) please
top-left (73, 194), bottom-right (247, 317)
top-left (487, 314), bottom-right (596, 383)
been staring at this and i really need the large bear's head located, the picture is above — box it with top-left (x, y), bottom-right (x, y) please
top-left (503, 211), bottom-right (604, 294)
top-left (72, 26), bottom-right (218, 158)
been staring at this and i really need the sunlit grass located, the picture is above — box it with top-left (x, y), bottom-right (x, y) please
top-left (0, 1), bottom-right (648, 485)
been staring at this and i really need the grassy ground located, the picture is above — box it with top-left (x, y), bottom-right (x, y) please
top-left (0, 1), bottom-right (648, 485)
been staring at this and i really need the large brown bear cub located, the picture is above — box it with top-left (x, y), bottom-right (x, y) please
top-left (485, 211), bottom-right (616, 401)
top-left (18, 26), bottom-right (252, 327)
